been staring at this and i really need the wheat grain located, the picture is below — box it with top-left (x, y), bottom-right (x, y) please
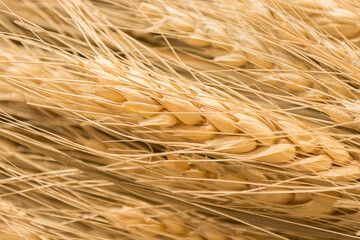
top-left (1, 1), bottom-right (360, 239)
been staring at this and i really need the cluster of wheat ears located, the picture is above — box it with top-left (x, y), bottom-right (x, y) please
top-left (0, 0), bottom-right (360, 239)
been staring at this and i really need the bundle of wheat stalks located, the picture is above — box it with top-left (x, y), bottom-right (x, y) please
top-left (0, 0), bottom-right (360, 239)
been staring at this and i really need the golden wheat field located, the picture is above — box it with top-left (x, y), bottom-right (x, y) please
top-left (1, 0), bottom-right (360, 239)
